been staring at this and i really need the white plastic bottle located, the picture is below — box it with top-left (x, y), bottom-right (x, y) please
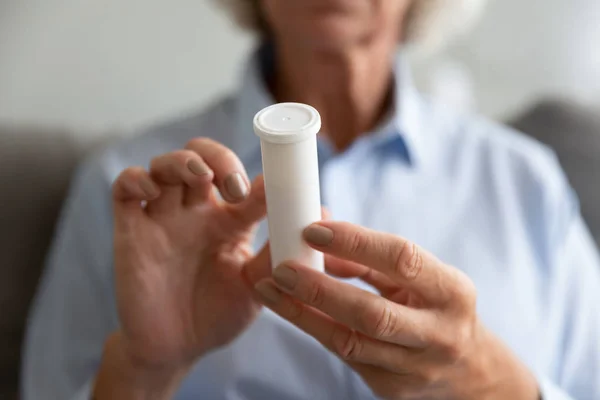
top-left (253, 103), bottom-right (324, 272)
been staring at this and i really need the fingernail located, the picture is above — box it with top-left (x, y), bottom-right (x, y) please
top-left (303, 225), bottom-right (334, 246)
top-left (225, 172), bottom-right (249, 200)
top-left (139, 178), bottom-right (159, 198)
top-left (254, 281), bottom-right (282, 305)
top-left (187, 159), bottom-right (210, 176)
top-left (273, 264), bottom-right (298, 290)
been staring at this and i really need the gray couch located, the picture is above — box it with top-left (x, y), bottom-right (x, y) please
top-left (509, 98), bottom-right (600, 246)
top-left (0, 126), bottom-right (110, 399)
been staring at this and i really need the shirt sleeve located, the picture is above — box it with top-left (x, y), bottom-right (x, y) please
top-left (20, 157), bottom-right (119, 400)
top-left (537, 186), bottom-right (600, 399)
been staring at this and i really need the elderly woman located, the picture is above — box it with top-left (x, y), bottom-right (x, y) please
top-left (22, 1), bottom-right (600, 399)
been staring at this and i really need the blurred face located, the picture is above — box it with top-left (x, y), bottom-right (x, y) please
top-left (260, 0), bottom-right (412, 51)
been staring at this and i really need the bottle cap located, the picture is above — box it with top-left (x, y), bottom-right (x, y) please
top-left (253, 102), bottom-right (321, 144)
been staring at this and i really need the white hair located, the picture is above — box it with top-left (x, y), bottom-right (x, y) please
top-left (215, 0), bottom-right (486, 53)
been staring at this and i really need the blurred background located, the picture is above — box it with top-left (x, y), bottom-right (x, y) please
top-left (1, 0), bottom-right (600, 398)
top-left (0, 0), bottom-right (598, 132)
top-left (0, 0), bottom-right (253, 134)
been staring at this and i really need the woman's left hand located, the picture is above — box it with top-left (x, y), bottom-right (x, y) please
top-left (251, 221), bottom-right (539, 400)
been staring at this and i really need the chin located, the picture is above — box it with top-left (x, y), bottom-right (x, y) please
top-left (294, 19), bottom-right (368, 51)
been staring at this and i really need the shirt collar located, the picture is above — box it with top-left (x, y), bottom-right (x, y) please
top-left (234, 45), bottom-right (427, 167)
top-left (390, 52), bottom-right (427, 167)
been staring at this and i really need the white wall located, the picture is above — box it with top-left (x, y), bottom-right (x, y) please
top-left (414, 0), bottom-right (600, 119)
top-left (0, 0), bottom-right (253, 132)
top-left (1, 0), bottom-right (598, 132)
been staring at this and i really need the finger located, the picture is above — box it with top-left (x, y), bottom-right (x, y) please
top-left (145, 186), bottom-right (184, 216)
top-left (112, 167), bottom-right (159, 229)
top-left (271, 261), bottom-right (432, 347)
top-left (324, 254), bottom-right (368, 278)
top-left (113, 166), bottom-right (160, 202)
top-left (303, 221), bottom-right (464, 307)
top-left (186, 138), bottom-right (250, 204)
top-left (328, 258), bottom-right (417, 307)
top-left (149, 150), bottom-right (215, 206)
top-left (224, 174), bottom-right (267, 230)
top-left (254, 280), bottom-right (421, 374)
top-left (324, 255), bottom-right (398, 296)
top-left (243, 241), bottom-right (271, 287)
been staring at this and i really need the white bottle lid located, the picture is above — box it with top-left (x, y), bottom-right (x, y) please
top-left (253, 102), bottom-right (321, 144)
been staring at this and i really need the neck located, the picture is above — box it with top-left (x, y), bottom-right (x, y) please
top-left (269, 38), bottom-right (397, 151)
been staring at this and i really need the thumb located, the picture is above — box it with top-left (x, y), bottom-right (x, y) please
top-left (243, 242), bottom-right (271, 287)
top-left (225, 174), bottom-right (267, 230)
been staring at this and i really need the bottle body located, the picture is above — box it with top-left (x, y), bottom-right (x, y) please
top-left (260, 138), bottom-right (324, 271)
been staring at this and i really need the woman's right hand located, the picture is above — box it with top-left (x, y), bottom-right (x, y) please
top-left (108, 138), bottom-right (271, 373)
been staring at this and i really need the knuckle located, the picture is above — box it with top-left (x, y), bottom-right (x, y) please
top-left (354, 298), bottom-right (389, 338)
top-left (444, 269), bottom-right (478, 313)
top-left (443, 341), bottom-right (465, 363)
top-left (307, 282), bottom-right (325, 307)
top-left (393, 240), bottom-right (423, 281)
top-left (285, 301), bottom-right (304, 322)
top-left (372, 302), bottom-right (398, 340)
top-left (438, 322), bottom-right (472, 362)
top-left (347, 230), bottom-right (369, 257)
top-left (333, 329), bottom-right (363, 361)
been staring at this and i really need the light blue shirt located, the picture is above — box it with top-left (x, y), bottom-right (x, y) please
top-left (22, 48), bottom-right (600, 399)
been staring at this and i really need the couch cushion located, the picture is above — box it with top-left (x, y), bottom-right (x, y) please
top-left (0, 126), bottom-right (109, 399)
